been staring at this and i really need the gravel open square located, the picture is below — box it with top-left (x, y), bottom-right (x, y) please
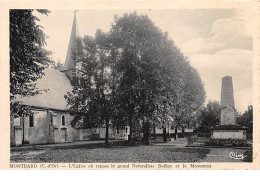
top-left (10, 143), bottom-right (251, 163)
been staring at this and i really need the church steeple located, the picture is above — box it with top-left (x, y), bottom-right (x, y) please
top-left (63, 10), bottom-right (80, 77)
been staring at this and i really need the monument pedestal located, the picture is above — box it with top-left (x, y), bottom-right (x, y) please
top-left (211, 125), bottom-right (247, 140)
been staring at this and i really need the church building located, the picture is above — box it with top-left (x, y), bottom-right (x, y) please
top-left (10, 11), bottom-right (129, 146)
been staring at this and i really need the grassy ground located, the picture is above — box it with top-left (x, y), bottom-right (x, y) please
top-left (201, 148), bottom-right (252, 162)
top-left (11, 139), bottom-right (251, 163)
top-left (11, 145), bottom-right (210, 163)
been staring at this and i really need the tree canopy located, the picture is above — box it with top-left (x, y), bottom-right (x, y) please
top-left (197, 101), bottom-right (220, 133)
top-left (236, 105), bottom-right (253, 133)
top-left (10, 9), bottom-right (52, 117)
top-left (66, 12), bottom-right (206, 144)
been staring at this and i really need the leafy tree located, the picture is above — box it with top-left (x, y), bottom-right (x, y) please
top-left (67, 12), bottom-right (205, 145)
top-left (110, 13), bottom-right (205, 143)
top-left (236, 105), bottom-right (253, 133)
top-left (172, 63), bottom-right (206, 137)
top-left (66, 30), bottom-right (119, 145)
top-left (197, 101), bottom-right (220, 133)
top-left (10, 9), bottom-right (51, 117)
top-left (110, 13), bottom-right (175, 144)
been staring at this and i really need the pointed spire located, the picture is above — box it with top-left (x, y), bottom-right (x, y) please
top-left (64, 10), bottom-right (80, 73)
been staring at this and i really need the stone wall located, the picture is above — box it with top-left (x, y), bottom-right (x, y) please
top-left (11, 109), bottom-right (80, 146)
top-left (10, 108), bottom-right (129, 146)
top-left (24, 110), bottom-right (49, 144)
top-left (212, 130), bottom-right (246, 140)
top-left (48, 111), bottom-right (79, 143)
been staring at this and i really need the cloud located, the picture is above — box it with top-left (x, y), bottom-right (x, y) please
top-left (188, 49), bottom-right (252, 112)
top-left (180, 9), bottom-right (254, 112)
top-left (181, 10), bottom-right (253, 55)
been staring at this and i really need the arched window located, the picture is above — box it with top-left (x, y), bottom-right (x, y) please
top-left (62, 115), bottom-right (65, 126)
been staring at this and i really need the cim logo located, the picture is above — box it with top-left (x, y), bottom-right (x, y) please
top-left (229, 152), bottom-right (247, 160)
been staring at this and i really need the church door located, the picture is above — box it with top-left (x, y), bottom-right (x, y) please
top-left (61, 128), bottom-right (67, 142)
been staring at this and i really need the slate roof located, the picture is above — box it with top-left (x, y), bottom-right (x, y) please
top-left (16, 68), bottom-right (73, 110)
top-left (64, 11), bottom-right (79, 70)
top-left (15, 12), bottom-right (78, 111)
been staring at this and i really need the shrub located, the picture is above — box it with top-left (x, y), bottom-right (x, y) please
top-left (89, 134), bottom-right (100, 141)
top-left (207, 139), bottom-right (250, 147)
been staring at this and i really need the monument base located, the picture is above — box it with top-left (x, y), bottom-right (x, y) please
top-left (211, 125), bottom-right (247, 140)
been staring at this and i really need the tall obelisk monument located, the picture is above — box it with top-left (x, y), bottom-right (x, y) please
top-left (220, 76), bottom-right (235, 125)
top-left (211, 76), bottom-right (246, 140)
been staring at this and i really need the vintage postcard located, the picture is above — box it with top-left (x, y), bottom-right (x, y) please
top-left (0, 0), bottom-right (260, 170)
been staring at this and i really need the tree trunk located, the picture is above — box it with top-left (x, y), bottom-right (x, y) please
top-left (144, 121), bottom-right (151, 145)
top-left (163, 126), bottom-right (167, 143)
top-left (168, 125), bottom-right (171, 140)
top-left (143, 123), bottom-right (147, 142)
top-left (22, 116), bottom-right (25, 145)
top-left (175, 128), bottom-right (178, 140)
top-left (128, 112), bottom-right (133, 144)
top-left (153, 126), bottom-right (156, 139)
top-left (105, 118), bottom-right (109, 146)
top-left (182, 128), bottom-right (185, 138)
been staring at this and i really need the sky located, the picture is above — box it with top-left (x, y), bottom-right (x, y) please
top-left (35, 9), bottom-right (253, 112)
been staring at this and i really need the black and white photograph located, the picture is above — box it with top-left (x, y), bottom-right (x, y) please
top-left (1, 0), bottom-right (259, 169)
